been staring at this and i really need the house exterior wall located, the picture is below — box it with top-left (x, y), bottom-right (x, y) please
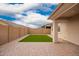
top-left (59, 16), bottom-right (79, 45)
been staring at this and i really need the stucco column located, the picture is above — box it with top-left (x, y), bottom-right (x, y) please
top-left (53, 20), bottom-right (58, 43)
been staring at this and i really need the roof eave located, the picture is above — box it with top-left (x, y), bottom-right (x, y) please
top-left (48, 3), bottom-right (64, 20)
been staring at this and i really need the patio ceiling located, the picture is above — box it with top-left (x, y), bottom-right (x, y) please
top-left (48, 3), bottom-right (79, 20)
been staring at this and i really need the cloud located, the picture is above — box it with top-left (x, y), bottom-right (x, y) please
top-left (24, 3), bottom-right (58, 16)
top-left (0, 3), bottom-right (39, 13)
top-left (13, 12), bottom-right (52, 28)
top-left (12, 20), bottom-right (26, 26)
top-left (0, 3), bottom-right (56, 28)
top-left (0, 3), bottom-right (39, 21)
top-left (0, 3), bottom-right (57, 21)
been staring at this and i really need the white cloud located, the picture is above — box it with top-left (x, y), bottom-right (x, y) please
top-left (13, 12), bottom-right (52, 28)
top-left (0, 3), bottom-right (56, 28)
top-left (12, 20), bottom-right (26, 26)
top-left (15, 14), bottom-right (24, 18)
top-left (0, 3), bottom-right (39, 13)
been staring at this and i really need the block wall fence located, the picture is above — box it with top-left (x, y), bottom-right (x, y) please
top-left (0, 23), bottom-right (51, 45)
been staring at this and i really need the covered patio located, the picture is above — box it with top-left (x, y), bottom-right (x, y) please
top-left (0, 3), bottom-right (79, 56)
top-left (49, 3), bottom-right (79, 45)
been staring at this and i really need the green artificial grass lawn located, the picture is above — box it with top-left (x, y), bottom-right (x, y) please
top-left (19, 35), bottom-right (52, 42)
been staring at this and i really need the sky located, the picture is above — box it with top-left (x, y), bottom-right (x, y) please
top-left (0, 3), bottom-right (58, 28)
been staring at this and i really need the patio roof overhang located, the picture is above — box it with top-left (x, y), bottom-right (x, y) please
top-left (48, 3), bottom-right (79, 20)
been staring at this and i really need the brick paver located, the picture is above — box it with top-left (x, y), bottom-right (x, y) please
top-left (0, 35), bottom-right (79, 56)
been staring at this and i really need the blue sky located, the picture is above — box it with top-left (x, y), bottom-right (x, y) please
top-left (0, 3), bottom-right (58, 28)
top-left (23, 3), bottom-right (57, 16)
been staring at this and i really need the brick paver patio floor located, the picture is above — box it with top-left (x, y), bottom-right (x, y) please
top-left (0, 35), bottom-right (79, 56)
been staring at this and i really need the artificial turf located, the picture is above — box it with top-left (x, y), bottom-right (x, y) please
top-left (19, 35), bottom-right (52, 42)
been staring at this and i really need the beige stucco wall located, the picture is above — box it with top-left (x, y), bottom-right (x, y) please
top-left (59, 16), bottom-right (79, 45)
top-left (0, 25), bottom-right (8, 45)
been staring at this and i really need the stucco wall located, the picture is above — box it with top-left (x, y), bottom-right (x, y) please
top-left (59, 16), bottom-right (79, 45)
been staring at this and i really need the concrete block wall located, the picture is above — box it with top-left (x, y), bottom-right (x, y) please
top-left (9, 26), bottom-right (20, 42)
top-left (29, 28), bottom-right (51, 34)
top-left (19, 27), bottom-right (25, 37)
top-left (24, 27), bottom-right (29, 35)
top-left (0, 20), bottom-right (51, 45)
top-left (0, 20), bottom-right (29, 45)
top-left (0, 25), bottom-right (8, 45)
